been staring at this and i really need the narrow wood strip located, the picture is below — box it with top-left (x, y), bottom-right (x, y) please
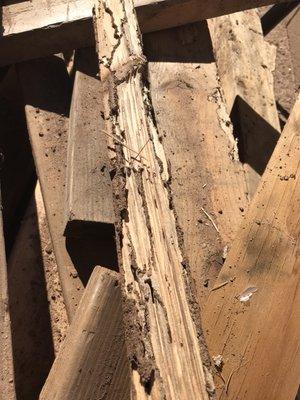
top-left (95, 0), bottom-right (214, 398)
top-left (40, 267), bottom-right (129, 400)
top-left (203, 95), bottom-right (300, 400)
top-left (65, 47), bottom-right (115, 237)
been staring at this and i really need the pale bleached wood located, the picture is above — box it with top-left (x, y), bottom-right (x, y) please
top-left (95, 1), bottom-right (214, 398)
top-left (40, 266), bottom-right (129, 400)
top-left (203, 94), bottom-right (300, 400)
top-left (17, 57), bottom-right (84, 319)
top-left (0, 0), bottom-right (290, 66)
top-left (208, 9), bottom-right (281, 197)
top-left (144, 22), bottom-right (249, 304)
top-left (0, 202), bottom-right (16, 400)
top-left (65, 47), bottom-right (115, 237)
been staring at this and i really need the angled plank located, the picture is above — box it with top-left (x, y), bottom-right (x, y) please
top-left (65, 47), bottom-right (115, 237)
top-left (95, 0), bottom-right (214, 398)
top-left (17, 56), bottom-right (84, 318)
top-left (40, 267), bottom-right (129, 400)
top-left (203, 95), bottom-right (300, 400)
top-left (208, 9), bottom-right (281, 197)
top-left (0, 201), bottom-right (16, 400)
top-left (144, 22), bottom-right (249, 304)
top-left (0, 0), bottom-right (291, 66)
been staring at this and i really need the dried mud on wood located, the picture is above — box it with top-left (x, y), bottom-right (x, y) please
top-left (94, 0), bottom-right (214, 398)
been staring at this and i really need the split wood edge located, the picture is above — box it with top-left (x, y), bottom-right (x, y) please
top-left (94, 0), bottom-right (214, 398)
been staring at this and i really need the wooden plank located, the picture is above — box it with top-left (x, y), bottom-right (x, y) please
top-left (135, 0), bottom-right (290, 33)
top-left (0, 0), bottom-right (291, 66)
top-left (143, 22), bottom-right (249, 304)
top-left (0, 201), bottom-right (16, 400)
top-left (203, 95), bottom-right (300, 400)
top-left (208, 9), bottom-right (281, 198)
top-left (65, 47), bottom-right (115, 237)
top-left (8, 183), bottom-right (68, 399)
top-left (17, 56), bottom-right (84, 318)
top-left (40, 266), bottom-right (129, 400)
top-left (95, 1), bottom-right (214, 398)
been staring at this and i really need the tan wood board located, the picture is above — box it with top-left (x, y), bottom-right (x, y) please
top-left (144, 22), bottom-right (249, 305)
top-left (203, 94), bottom-right (300, 400)
top-left (208, 9), bottom-right (281, 197)
top-left (40, 266), bottom-right (129, 400)
top-left (65, 47), bottom-right (115, 237)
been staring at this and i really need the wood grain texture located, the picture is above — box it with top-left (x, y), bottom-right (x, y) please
top-left (95, 0), bottom-right (214, 398)
top-left (208, 9), bottom-right (281, 197)
top-left (203, 94), bottom-right (300, 400)
top-left (17, 56), bottom-right (84, 318)
top-left (0, 204), bottom-right (16, 400)
top-left (65, 47), bottom-right (115, 237)
top-left (135, 0), bottom-right (290, 33)
top-left (144, 22), bottom-right (249, 305)
top-left (0, 0), bottom-right (290, 66)
top-left (40, 266), bottom-right (129, 400)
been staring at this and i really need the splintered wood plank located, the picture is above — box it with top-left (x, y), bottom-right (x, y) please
top-left (208, 9), bottom-right (281, 197)
top-left (40, 267), bottom-right (129, 400)
top-left (95, 1), bottom-right (214, 398)
top-left (0, 204), bottom-right (16, 400)
top-left (144, 22), bottom-right (249, 304)
top-left (203, 95), bottom-right (300, 400)
top-left (65, 47), bottom-right (115, 237)
top-left (17, 56), bottom-right (84, 318)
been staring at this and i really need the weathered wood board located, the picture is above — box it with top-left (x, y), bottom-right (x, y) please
top-left (0, 0), bottom-right (291, 66)
top-left (203, 94), bottom-right (300, 400)
top-left (208, 9), bottom-right (281, 197)
top-left (0, 199), bottom-right (16, 400)
top-left (65, 47), bottom-right (115, 237)
top-left (95, 0), bottom-right (214, 398)
top-left (144, 22), bottom-right (249, 304)
top-left (40, 267), bottom-right (129, 400)
top-left (17, 56), bottom-right (84, 318)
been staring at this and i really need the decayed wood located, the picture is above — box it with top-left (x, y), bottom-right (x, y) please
top-left (40, 266), bottom-right (129, 400)
top-left (203, 95), bottom-right (300, 400)
top-left (65, 47), bottom-right (115, 237)
top-left (17, 56), bottom-right (84, 318)
top-left (208, 9), bottom-right (281, 197)
top-left (95, 1), bottom-right (214, 398)
top-left (0, 0), bottom-right (290, 66)
top-left (0, 202), bottom-right (16, 400)
top-left (144, 22), bottom-right (249, 304)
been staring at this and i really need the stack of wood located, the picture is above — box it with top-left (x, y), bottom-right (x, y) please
top-left (0, 0), bottom-right (299, 399)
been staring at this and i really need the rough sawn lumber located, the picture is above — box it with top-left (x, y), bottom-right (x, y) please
top-left (40, 267), bottom-right (129, 400)
top-left (95, 0), bottom-right (214, 398)
top-left (65, 47), bottom-right (115, 237)
top-left (203, 94), bottom-right (300, 400)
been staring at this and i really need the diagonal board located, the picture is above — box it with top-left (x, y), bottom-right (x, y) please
top-left (94, 0), bottom-right (214, 398)
top-left (203, 94), bottom-right (300, 400)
